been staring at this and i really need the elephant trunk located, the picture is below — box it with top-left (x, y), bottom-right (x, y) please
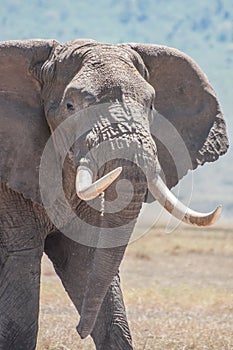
top-left (76, 158), bottom-right (148, 338)
top-left (77, 245), bottom-right (127, 338)
top-left (74, 100), bottom-right (222, 338)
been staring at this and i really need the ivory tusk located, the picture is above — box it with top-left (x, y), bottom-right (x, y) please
top-left (76, 166), bottom-right (122, 201)
top-left (148, 175), bottom-right (222, 226)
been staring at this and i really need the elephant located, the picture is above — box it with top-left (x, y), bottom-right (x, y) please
top-left (0, 38), bottom-right (229, 350)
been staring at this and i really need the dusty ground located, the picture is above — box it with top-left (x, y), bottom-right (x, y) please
top-left (37, 224), bottom-right (233, 350)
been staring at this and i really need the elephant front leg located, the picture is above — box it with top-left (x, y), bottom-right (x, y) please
top-left (0, 185), bottom-right (44, 350)
top-left (45, 231), bottom-right (133, 350)
top-left (0, 247), bottom-right (43, 350)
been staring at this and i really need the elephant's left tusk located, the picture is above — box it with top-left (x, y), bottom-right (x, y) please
top-left (148, 175), bottom-right (222, 226)
top-left (76, 165), bottom-right (122, 201)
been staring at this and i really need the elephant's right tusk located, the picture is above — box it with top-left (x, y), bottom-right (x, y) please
top-left (76, 165), bottom-right (122, 201)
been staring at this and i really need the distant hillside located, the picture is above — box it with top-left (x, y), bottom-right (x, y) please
top-left (1, 0), bottom-right (232, 116)
top-left (0, 0), bottom-right (232, 219)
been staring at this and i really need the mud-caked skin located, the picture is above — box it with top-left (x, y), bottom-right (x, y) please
top-left (0, 38), bottom-right (228, 349)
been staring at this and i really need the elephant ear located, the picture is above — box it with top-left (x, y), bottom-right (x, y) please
top-left (0, 39), bottom-right (58, 203)
top-left (128, 43), bottom-right (229, 189)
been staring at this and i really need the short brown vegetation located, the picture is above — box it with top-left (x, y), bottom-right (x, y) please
top-left (37, 224), bottom-right (233, 349)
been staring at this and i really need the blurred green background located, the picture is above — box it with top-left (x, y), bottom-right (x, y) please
top-left (0, 0), bottom-right (232, 221)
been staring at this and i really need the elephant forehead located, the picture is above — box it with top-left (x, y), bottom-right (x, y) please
top-left (69, 68), bottom-right (154, 108)
top-left (42, 43), bottom-right (154, 112)
top-left (69, 49), bottom-right (153, 103)
top-left (79, 44), bottom-right (148, 79)
top-left (81, 45), bottom-right (136, 64)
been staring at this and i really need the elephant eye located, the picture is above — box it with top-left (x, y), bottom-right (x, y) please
top-left (66, 101), bottom-right (74, 111)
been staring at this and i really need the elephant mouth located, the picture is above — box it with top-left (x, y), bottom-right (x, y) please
top-left (73, 157), bottom-right (149, 229)
top-left (74, 120), bottom-right (222, 228)
top-left (76, 160), bottom-right (221, 227)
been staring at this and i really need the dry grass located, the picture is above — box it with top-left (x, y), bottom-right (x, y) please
top-left (129, 224), bottom-right (233, 256)
top-left (37, 224), bottom-right (233, 349)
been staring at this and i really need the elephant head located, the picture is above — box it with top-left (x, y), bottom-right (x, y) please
top-left (0, 39), bottom-right (229, 338)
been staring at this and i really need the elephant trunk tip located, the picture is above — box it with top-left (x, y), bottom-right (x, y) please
top-left (76, 323), bottom-right (90, 339)
top-left (76, 315), bottom-right (96, 339)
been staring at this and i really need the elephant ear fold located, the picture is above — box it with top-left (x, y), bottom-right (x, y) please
top-left (128, 43), bottom-right (229, 189)
top-left (0, 39), bottom-right (58, 203)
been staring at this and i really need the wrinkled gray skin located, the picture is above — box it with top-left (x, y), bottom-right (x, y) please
top-left (0, 39), bottom-right (228, 349)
